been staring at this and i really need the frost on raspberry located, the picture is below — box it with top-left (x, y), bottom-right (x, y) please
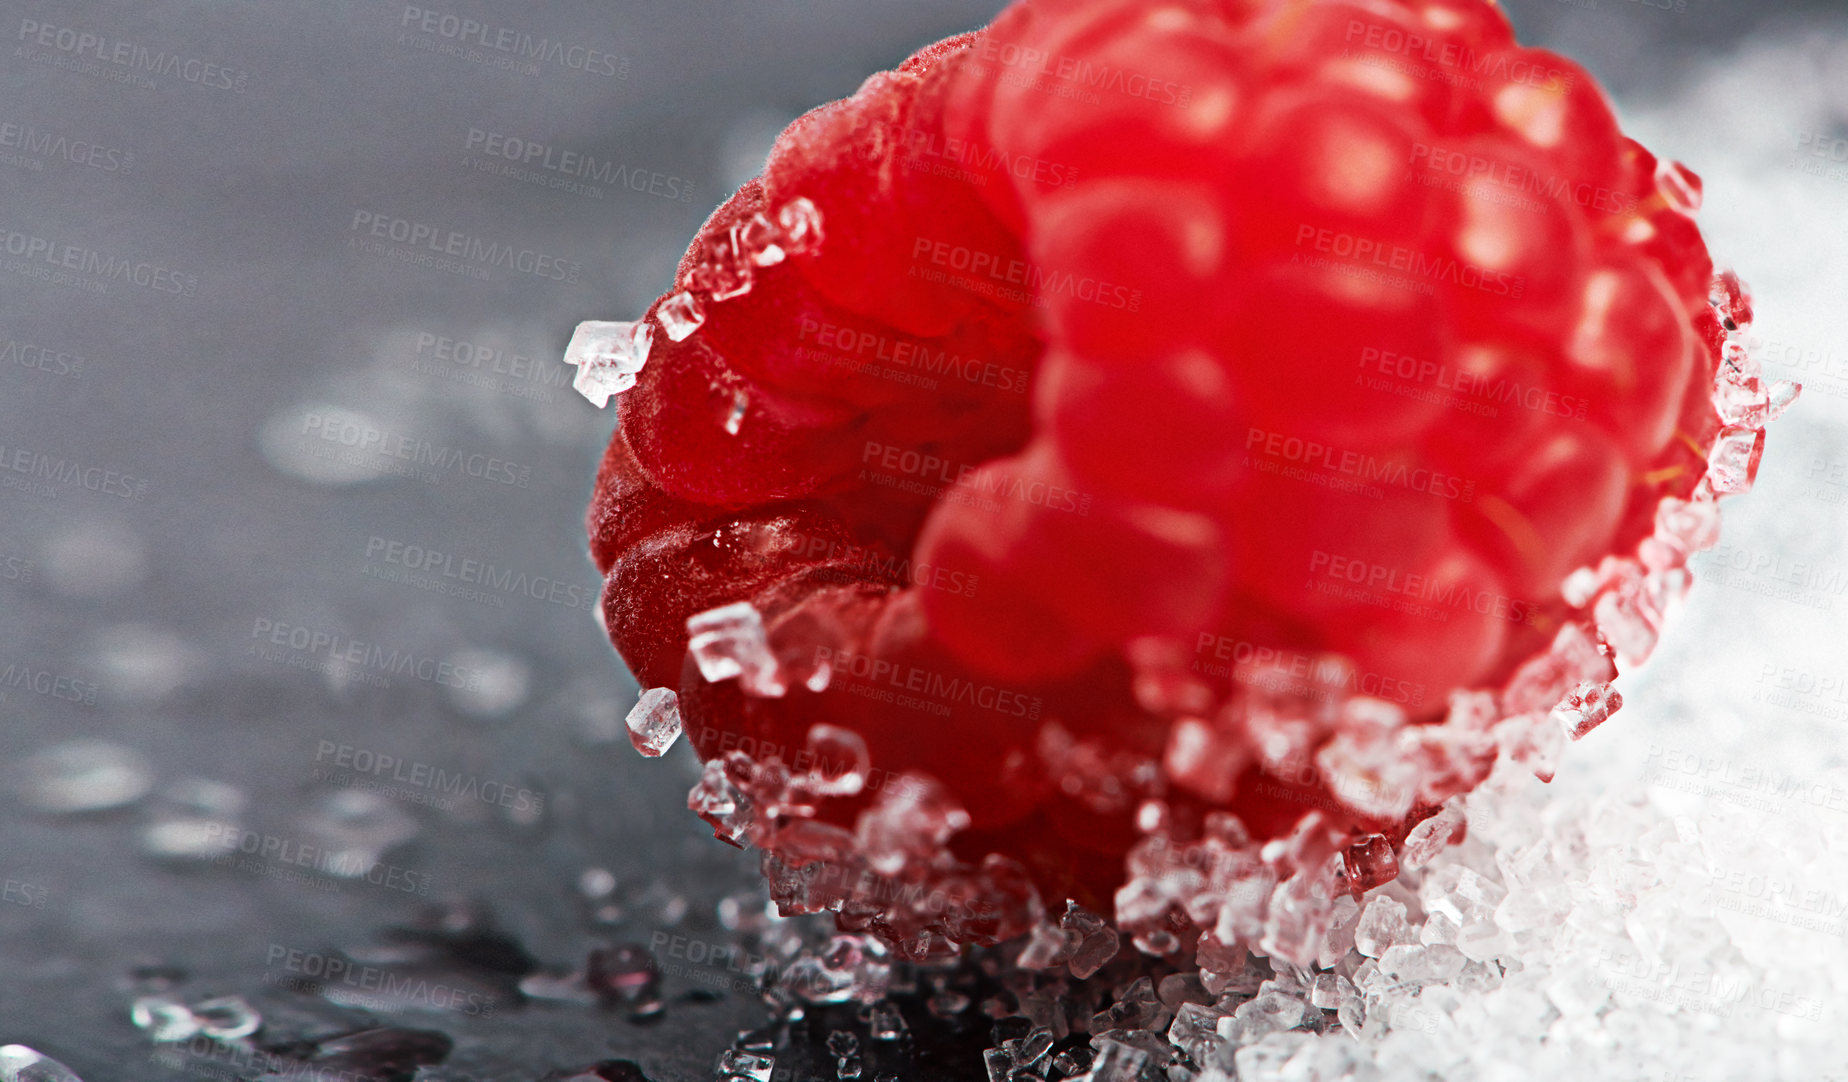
top-left (579, 0), bottom-right (1794, 971)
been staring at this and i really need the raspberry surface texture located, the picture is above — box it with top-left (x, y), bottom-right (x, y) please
top-left (583, 0), bottom-right (1789, 964)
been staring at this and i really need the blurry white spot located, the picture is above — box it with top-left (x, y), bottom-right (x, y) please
top-left (15, 740), bottom-right (152, 813)
top-left (1622, 216), bottom-right (1656, 243)
top-left (258, 402), bottom-right (384, 486)
top-left (1423, 6), bottom-right (1465, 30)
top-left (1457, 190), bottom-right (1519, 270)
top-left (90, 623), bottom-right (201, 703)
top-left (1182, 216), bottom-right (1222, 277)
top-left (1145, 7), bottom-right (1194, 33)
top-left (1569, 270), bottom-right (1624, 376)
top-left (1317, 123), bottom-right (1398, 211)
top-left (1184, 86), bottom-right (1238, 137)
top-left (1494, 83), bottom-right (1567, 148)
top-left (1324, 59), bottom-right (1416, 103)
top-left (445, 647), bottom-right (532, 719)
top-left (1171, 350), bottom-right (1233, 401)
top-left (41, 521), bottom-right (147, 598)
top-left (139, 778), bottom-right (248, 861)
top-left (296, 789), bottom-right (419, 878)
top-left (579, 867), bottom-right (617, 898)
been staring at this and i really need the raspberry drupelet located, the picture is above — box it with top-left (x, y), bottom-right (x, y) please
top-left (580, 0), bottom-right (1793, 966)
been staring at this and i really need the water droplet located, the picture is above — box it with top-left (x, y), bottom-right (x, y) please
top-left (579, 867), bottom-right (617, 899)
top-left (295, 790), bottom-right (418, 878)
top-left (191, 995), bottom-right (261, 1040)
top-left (139, 780), bottom-right (246, 862)
top-left (258, 402), bottom-right (387, 487)
top-left (90, 623), bottom-right (200, 703)
top-left (130, 995), bottom-right (200, 1042)
top-left (15, 740), bottom-right (152, 814)
top-left (0, 1045), bottom-right (84, 1082)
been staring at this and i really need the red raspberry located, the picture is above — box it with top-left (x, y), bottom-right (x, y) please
top-left (585, 0), bottom-right (1781, 961)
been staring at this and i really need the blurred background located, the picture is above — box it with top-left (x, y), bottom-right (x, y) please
top-left (2, 0), bottom-right (1845, 1078)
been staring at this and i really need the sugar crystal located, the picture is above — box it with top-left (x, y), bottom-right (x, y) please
top-left (564, 320), bottom-right (655, 408)
top-left (716, 1050), bottom-right (774, 1082)
top-left (625, 687), bottom-right (682, 757)
top-left (1704, 425), bottom-right (1764, 494)
top-left (657, 290), bottom-right (706, 341)
top-left (686, 602), bottom-right (786, 697)
top-left (776, 197), bottom-right (824, 256)
top-left (1549, 681), bottom-right (1621, 741)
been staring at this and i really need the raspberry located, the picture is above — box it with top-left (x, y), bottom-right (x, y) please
top-left (584, 0), bottom-right (1783, 962)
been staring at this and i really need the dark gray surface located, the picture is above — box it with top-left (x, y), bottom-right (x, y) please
top-left (0, 1), bottom-right (1842, 1079)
